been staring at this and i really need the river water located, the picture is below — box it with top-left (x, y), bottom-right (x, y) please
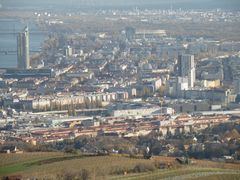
top-left (0, 19), bottom-right (46, 68)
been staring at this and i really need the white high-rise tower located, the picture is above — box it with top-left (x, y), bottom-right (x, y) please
top-left (178, 54), bottom-right (195, 88)
top-left (17, 26), bottom-right (30, 69)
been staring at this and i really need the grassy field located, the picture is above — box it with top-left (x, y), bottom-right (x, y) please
top-left (0, 152), bottom-right (73, 176)
top-left (0, 152), bottom-right (240, 179)
top-left (0, 153), bottom-right (151, 179)
top-left (191, 174), bottom-right (240, 180)
top-left (112, 168), bottom-right (240, 180)
top-left (0, 152), bottom-right (65, 167)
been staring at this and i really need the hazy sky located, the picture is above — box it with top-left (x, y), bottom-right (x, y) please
top-left (1, 0), bottom-right (240, 10)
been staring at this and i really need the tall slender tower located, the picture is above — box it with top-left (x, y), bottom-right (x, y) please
top-left (178, 54), bottom-right (195, 88)
top-left (17, 26), bottom-right (30, 69)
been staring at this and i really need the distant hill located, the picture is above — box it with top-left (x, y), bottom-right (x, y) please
top-left (2, 0), bottom-right (240, 11)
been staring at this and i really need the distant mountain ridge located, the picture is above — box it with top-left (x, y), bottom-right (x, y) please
top-left (1, 0), bottom-right (240, 11)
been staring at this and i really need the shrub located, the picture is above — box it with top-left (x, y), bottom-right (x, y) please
top-left (110, 166), bottom-right (129, 175)
top-left (78, 169), bottom-right (91, 180)
top-left (63, 172), bottom-right (76, 180)
top-left (133, 163), bottom-right (156, 173)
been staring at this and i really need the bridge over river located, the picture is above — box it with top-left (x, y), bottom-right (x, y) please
top-left (0, 48), bottom-right (41, 55)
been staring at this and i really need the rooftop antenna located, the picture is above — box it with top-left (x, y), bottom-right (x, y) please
top-left (13, 22), bottom-right (16, 38)
top-left (135, 6), bottom-right (138, 15)
top-left (70, 0), bottom-right (73, 9)
top-left (170, 1), bottom-right (172, 12)
top-left (170, 0), bottom-right (173, 12)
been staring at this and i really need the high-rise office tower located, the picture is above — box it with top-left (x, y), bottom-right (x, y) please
top-left (64, 46), bottom-right (73, 57)
top-left (17, 26), bottom-right (30, 69)
top-left (125, 26), bottom-right (135, 41)
top-left (234, 79), bottom-right (240, 94)
top-left (178, 54), bottom-right (195, 88)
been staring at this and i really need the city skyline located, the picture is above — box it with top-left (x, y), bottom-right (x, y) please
top-left (0, 2), bottom-right (239, 179)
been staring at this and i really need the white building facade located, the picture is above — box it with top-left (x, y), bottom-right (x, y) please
top-left (178, 54), bottom-right (196, 88)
